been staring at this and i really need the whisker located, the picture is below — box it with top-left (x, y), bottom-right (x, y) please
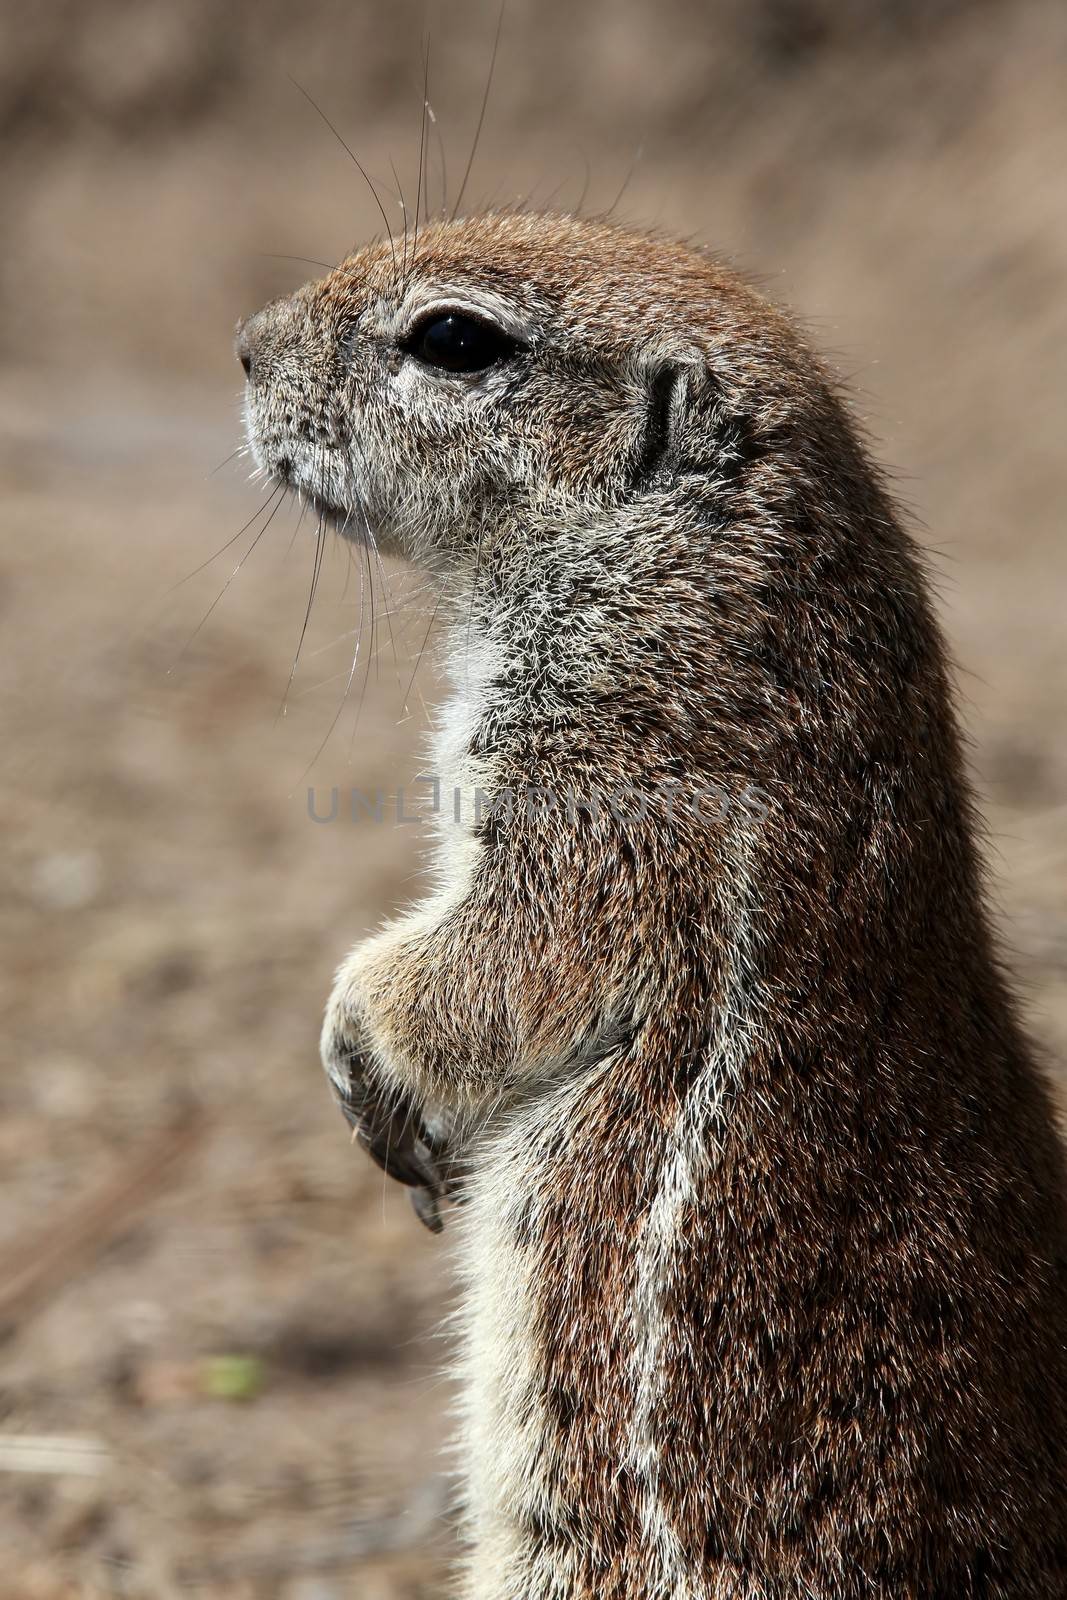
top-left (427, 99), bottom-right (448, 219)
top-left (208, 445), bottom-right (247, 479)
top-left (409, 44), bottom-right (432, 277)
top-left (602, 142), bottom-right (645, 220)
top-left (287, 666), bottom-right (361, 702)
top-left (260, 252), bottom-right (337, 272)
top-left (345, 435), bottom-right (406, 692)
top-left (339, 532), bottom-right (359, 605)
top-left (170, 488), bottom-right (286, 669)
top-left (401, 593), bottom-right (442, 720)
top-left (284, 491), bottom-right (311, 560)
top-left (346, 532), bottom-right (379, 759)
top-left (572, 147), bottom-right (592, 217)
top-left (167, 483), bottom-right (283, 594)
top-left (451, 0), bottom-right (506, 222)
top-left (365, 531), bottom-right (402, 684)
top-left (465, 520), bottom-right (486, 695)
top-left (390, 158), bottom-right (410, 284)
top-left (478, 177), bottom-right (511, 214)
top-left (296, 520), bottom-right (368, 782)
top-left (278, 510), bottom-right (328, 720)
top-left (366, 512), bottom-right (380, 688)
top-left (278, 438), bottom-right (330, 720)
top-left (287, 75), bottom-right (398, 279)
top-left (536, 170), bottom-right (578, 214)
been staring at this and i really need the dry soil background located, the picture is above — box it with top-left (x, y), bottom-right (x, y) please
top-left (1, 2), bottom-right (1066, 1596)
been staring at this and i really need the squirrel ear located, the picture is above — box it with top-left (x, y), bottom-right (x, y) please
top-left (629, 356), bottom-right (702, 488)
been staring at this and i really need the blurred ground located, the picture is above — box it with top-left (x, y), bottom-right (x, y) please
top-left (1, 2), bottom-right (1066, 1595)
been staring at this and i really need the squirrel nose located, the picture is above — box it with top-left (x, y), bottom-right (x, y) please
top-left (234, 313), bottom-right (263, 381)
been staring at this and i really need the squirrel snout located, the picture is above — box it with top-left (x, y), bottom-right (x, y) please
top-left (234, 311), bottom-right (266, 381)
top-left (231, 315), bottom-right (259, 384)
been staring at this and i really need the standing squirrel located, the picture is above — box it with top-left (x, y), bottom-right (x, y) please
top-left (238, 212), bottom-right (1067, 1599)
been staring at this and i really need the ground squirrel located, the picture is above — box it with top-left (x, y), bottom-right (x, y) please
top-left (238, 212), bottom-right (1067, 1599)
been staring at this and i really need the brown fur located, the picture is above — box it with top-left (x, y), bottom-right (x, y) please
top-left (239, 213), bottom-right (1067, 1598)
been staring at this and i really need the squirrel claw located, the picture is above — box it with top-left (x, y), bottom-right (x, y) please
top-left (331, 1076), bottom-right (451, 1231)
top-left (411, 1184), bottom-right (444, 1233)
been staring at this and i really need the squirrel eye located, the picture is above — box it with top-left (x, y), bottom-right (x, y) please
top-left (405, 312), bottom-right (520, 374)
